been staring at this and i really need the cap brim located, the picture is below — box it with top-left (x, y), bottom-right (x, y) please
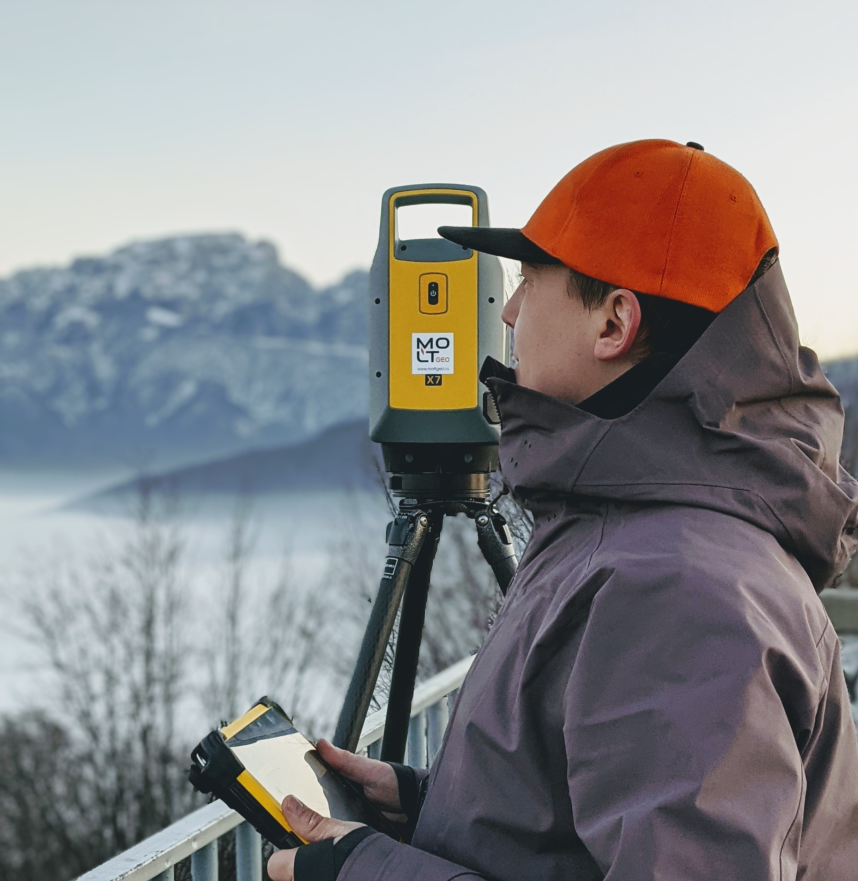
top-left (437, 227), bottom-right (562, 265)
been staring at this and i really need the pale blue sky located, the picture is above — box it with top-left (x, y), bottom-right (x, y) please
top-left (1, 0), bottom-right (856, 357)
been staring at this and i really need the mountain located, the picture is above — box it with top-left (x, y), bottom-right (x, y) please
top-left (70, 419), bottom-right (382, 511)
top-left (0, 234), bottom-right (369, 472)
top-left (2, 233), bottom-right (857, 477)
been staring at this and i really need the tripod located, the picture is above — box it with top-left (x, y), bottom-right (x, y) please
top-left (332, 443), bottom-right (518, 760)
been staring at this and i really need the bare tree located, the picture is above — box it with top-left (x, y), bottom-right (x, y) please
top-left (0, 463), bottom-right (535, 880)
top-left (0, 711), bottom-right (101, 880)
top-left (204, 493), bottom-right (258, 723)
top-left (203, 495), bottom-right (340, 736)
top-left (0, 481), bottom-right (199, 879)
top-left (0, 479), bottom-right (357, 878)
top-left (321, 491), bottom-right (398, 714)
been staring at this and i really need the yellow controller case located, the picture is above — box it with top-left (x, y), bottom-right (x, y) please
top-left (189, 697), bottom-right (397, 848)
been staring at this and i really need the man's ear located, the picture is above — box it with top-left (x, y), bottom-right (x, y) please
top-left (593, 289), bottom-right (641, 361)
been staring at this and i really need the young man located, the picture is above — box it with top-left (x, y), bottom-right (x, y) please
top-left (269, 139), bottom-right (858, 881)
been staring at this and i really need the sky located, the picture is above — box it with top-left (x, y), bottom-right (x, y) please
top-left (1, 0), bottom-right (857, 358)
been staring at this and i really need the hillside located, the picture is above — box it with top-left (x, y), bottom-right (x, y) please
top-left (0, 234), bottom-right (369, 472)
top-left (70, 419), bottom-right (382, 510)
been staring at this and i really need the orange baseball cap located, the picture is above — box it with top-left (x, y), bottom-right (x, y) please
top-left (439, 139), bottom-right (778, 313)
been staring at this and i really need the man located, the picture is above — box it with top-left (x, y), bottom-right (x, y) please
top-left (269, 139), bottom-right (858, 881)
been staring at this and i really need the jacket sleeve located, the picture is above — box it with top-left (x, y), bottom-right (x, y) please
top-left (339, 832), bottom-right (485, 881)
top-left (378, 764), bottom-right (430, 845)
top-left (563, 559), bottom-right (819, 881)
top-left (297, 766), bottom-right (457, 881)
top-left (338, 765), bottom-right (485, 881)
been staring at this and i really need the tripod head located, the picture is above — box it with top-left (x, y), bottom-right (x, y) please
top-left (382, 442), bottom-right (497, 502)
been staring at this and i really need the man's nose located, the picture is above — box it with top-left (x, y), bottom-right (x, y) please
top-left (502, 284), bottom-right (523, 329)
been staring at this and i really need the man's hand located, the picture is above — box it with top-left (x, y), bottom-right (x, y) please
top-left (266, 795), bottom-right (365, 881)
top-left (315, 738), bottom-right (401, 814)
top-left (267, 740), bottom-right (402, 881)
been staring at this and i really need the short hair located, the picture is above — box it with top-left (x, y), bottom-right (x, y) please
top-left (567, 248), bottom-right (778, 360)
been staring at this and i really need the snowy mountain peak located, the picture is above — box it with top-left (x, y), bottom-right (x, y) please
top-left (0, 234), bottom-right (370, 472)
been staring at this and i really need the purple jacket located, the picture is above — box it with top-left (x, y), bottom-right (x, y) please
top-left (343, 263), bottom-right (858, 880)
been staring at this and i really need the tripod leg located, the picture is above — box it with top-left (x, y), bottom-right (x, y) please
top-left (333, 512), bottom-right (432, 753)
top-left (380, 510), bottom-right (443, 763)
top-left (475, 510), bottom-right (518, 595)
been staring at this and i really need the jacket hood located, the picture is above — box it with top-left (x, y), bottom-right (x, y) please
top-left (485, 261), bottom-right (858, 591)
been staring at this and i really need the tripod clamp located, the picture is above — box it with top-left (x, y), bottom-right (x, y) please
top-left (474, 507), bottom-right (517, 594)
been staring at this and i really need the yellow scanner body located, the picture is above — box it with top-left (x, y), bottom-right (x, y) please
top-left (369, 184), bottom-right (505, 446)
top-left (387, 188), bottom-right (479, 412)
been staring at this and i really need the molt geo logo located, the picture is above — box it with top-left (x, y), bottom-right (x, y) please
top-left (412, 333), bottom-right (454, 375)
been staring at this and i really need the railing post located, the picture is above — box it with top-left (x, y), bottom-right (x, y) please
top-left (74, 659), bottom-right (475, 881)
top-left (426, 697), bottom-right (448, 764)
top-left (367, 739), bottom-right (382, 759)
top-left (191, 840), bottom-right (218, 881)
top-left (236, 822), bottom-right (262, 881)
top-left (407, 709), bottom-right (427, 768)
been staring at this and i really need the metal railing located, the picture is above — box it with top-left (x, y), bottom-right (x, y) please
top-left (78, 655), bottom-right (474, 881)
